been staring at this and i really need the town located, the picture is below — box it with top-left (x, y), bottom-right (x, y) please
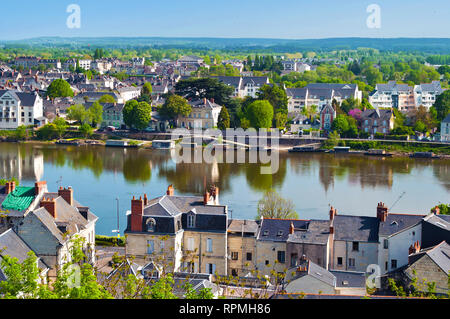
top-left (0, 22), bottom-right (449, 302)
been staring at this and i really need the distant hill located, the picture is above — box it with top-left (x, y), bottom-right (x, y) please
top-left (2, 37), bottom-right (450, 53)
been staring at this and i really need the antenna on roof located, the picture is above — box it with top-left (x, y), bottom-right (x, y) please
top-left (390, 191), bottom-right (406, 211)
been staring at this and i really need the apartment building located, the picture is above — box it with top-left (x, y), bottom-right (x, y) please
top-left (0, 90), bottom-right (44, 129)
top-left (287, 83), bottom-right (362, 113)
top-left (177, 98), bottom-right (222, 129)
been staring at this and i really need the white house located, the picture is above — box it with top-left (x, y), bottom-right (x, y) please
top-left (0, 90), bottom-right (43, 130)
top-left (413, 81), bottom-right (444, 110)
top-left (117, 86), bottom-right (141, 102)
top-left (177, 98), bottom-right (222, 129)
top-left (440, 113), bottom-right (450, 142)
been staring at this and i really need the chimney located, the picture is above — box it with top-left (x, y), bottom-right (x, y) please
top-left (58, 186), bottom-right (73, 206)
top-left (377, 202), bottom-right (388, 222)
top-left (34, 181), bottom-right (47, 196)
top-left (408, 241), bottom-right (421, 263)
top-left (143, 193), bottom-right (148, 206)
top-left (41, 197), bottom-right (57, 218)
top-left (210, 98), bottom-right (215, 104)
top-left (166, 185), bottom-right (174, 196)
top-left (289, 222), bottom-right (295, 234)
top-left (203, 97), bottom-right (207, 105)
top-left (131, 196), bottom-right (144, 232)
top-left (432, 206), bottom-right (440, 215)
top-left (209, 185), bottom-right (219, 205)
top-left (329, 206), bottom-right (337, 220)
top-left (203, 190), bottom-right (210, 205)
top-left (4, 181), bottom-right (16, 194)
top-left (329, 226), bottom-right (334, 234)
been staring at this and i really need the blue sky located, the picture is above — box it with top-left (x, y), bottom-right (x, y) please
top-left (0, 0), bottom-right (449, 40)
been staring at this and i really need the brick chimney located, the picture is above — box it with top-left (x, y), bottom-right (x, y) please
top-left (432, 206), bottom-right (440, 215)
top-left (289, 222), bottom-right (295, 234)
top-left (329, 206), bottom-right (337, 220)
top-left (41, 197), bottom-right (57, 218)
top-left (377, 202), bottom-right (388, 222)
top-left (4, 181), bottom-right (16, 195)
top-left (210, 98), bottom-right (215, 104)
top-left (166, 185), bottom-right (174, 196)
top-left (143, 193), bottom-right (148, 206)
top-left (209, 185), bottom-right (219, 205)
top-left (203, 97), bottom-right (207, 105)
top-left (408, 241), bottom-right (421, 263)
top-left (203, 190), bottom-right (210, 205)
top-left (329, 226), bottom-right (334, 234)
top-left (131, 196), bottom-right (144, 232)
top-left (34, 181), bottom-right (47, 195)
top-left (58, 186), bottom-right (73, 206)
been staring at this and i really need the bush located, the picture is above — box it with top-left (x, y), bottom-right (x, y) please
top-left (95, 235), bottom-right (125, 247)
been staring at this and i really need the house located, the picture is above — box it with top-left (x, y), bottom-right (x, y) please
top-left (100, 103), bottom-right (125, 128)
top-left (124, 185), bottom-right (228, 276)
top-left (177, 98), bottom-right (222, 129)
top-left (440, 113), bottom-right (450, 142)
top-left (286, 219), bottom-right (332, 270)
top-left (369, 81), bottom-right (415, 111)
top-left (287, 83), bottom-right (361, 113)
top-left (413, 81), bottom-right (444, 110)
top-left (360, 108), bottom-right (395, 135)
top-left (289, 114), bottom-right (316, 133)
top-left (283, 256), bottom-right (367, 295)
top-left (255, 218), bottom-right (311, 279)
top-left (211, 76), bottom-right (270, 98)
top-left (377, 202), bottom-right (424, 274)
top-left (420, 212), bottom-right (450, 249)
top-left (73, 91), bottom-right (123, 104)
top-left (0, 90), bottom-right (43, 129)
top-left (226, 219), bottom-right (259, 277)
top-left (382, 241), bottom-right (450, 295)
top-left (329, 207), bottom-right (380, 273)
top-left (117, 86), bottom-right (141, 102)
top-left (0, 228), bottom-right (49, 283)
top-left (0, 181), bottom-right (98, 278)
top-left (319, 103), bottom-right (336, 131)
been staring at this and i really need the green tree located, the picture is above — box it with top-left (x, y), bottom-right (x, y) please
top-left (98, 94), bottom-right (116, 104)
top-left (88, 101), bottom-right (103, 128)
top-left (46, 79), bottom-right (74, 98)
top-left (256, 84), bottom-right (288, 116)
top-left (159, 94), bottom-right (191, 120)
top-left (246, 100), bottom-right (274, 129)
top-left (433, 90), bottom-right (450, 121)
top-left (430, 204), bottom-right (450, 215)
top-left (256, 189), bottom-right (298, 220)
top-left (36, 123), bottom-right (58, 140)
top-left (141, 82), bottom-right (153, 96)
top-left (67, 104), bottom-right (91, 124)
top-left (123, 100), bottom-right (152, 130)
top-left (14, 125), bottom-right (28, 140)
top-left (53, 117), bottom-right (68, 138)
top-left (217, 106), bottom-right (230, 130)
top-left (174, 78), bottom-right (233, 105)
top-left (301, 104), bottom-right (318, 121)
top-left (275, 112), bottom-right (288, 129)
top-left (149, 273), bottom-right (177, 299)
top-left (79, 123), bottom-right (94, 138)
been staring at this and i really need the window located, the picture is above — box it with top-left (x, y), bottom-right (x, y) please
top-left (246, 252), bottom-right (252, 261)
top-left (291, 253), bottom-right (298, 267)
top-left (146, 218), bottom-right (156, 232)
top-left (147, 240), bottom-right (154, 254)
top-left (160, 240), bottom-right (165, 252)
top-left (231, 252), bottom-right (239, 260)
top-left (348, 258), bottom-right (355, 268)
top-left (187, 237), bottom-right (194, 251)
top-left (277, 251), bottom-right (285, 263)
top-left (391, 259), bottom-right (397, 269)
top-left (207, 263), bottom-right (216, 275)
top-left (231, 269), bottom-right (238, 277)
top-left (187, 214), bottom-right (195, 228)
top-left (383, 239), bottom-right (389, 249)
top-left (352, 242), bottom-right (359, 252)
top-left (337, 257), bottom-right (343, 266)
top-left (265, 260), bottom-right (269, 265)
top-left (206, 238), bottom-right (213, 253)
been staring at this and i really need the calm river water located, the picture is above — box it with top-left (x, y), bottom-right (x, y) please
top-left (0, 142), bottom-right (448, 235)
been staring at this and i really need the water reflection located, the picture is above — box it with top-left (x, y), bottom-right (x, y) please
top-left (0, 143), bottom-right (449, 195)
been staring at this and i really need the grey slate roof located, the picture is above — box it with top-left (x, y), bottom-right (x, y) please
top-left (333, 215), bottom-right (379, 242)
top-left (442, 113), bottom-right (450, 124)
top-left (0, 228), bottom-right (48, 270)
top-left (257, 218), bottom-right (309, 242)
top-left (144, 195), bottom-right (226, 217)
top-left (409, 241), bottom-right (450, 275)
top-left (287, 220), bottom-right (331, 245)
top-left (331, 270), bottom-right (366, 288)
top-left (378, 213), bottom-right (424, 237)
top-left (227, 219), bottom-right (259, 235)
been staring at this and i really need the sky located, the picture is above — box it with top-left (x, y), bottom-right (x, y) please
top-left (0, 0), bottom-right (449, 40)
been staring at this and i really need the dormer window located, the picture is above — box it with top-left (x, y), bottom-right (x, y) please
top-left (277, 230), bottom-right (283, 237)
top-left (263, 230), bottom-right (269, 236)
top-left (146, 218), bottom-right (156, 232)
top-left (187, 213), bottom-right (195, 228)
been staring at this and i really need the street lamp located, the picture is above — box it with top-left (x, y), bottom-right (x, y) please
top-left (112, 197), bottom-right (120, 241)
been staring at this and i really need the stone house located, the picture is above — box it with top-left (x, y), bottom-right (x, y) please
top-left (124, 185), bottom-right (229, 276)
top-left (360, 108), bottom-right (395, 135)
top-left (177, 98), bottom-right (222, 130)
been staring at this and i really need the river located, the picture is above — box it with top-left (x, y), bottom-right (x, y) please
top-left (0, 142), bottom-right (448, 235)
